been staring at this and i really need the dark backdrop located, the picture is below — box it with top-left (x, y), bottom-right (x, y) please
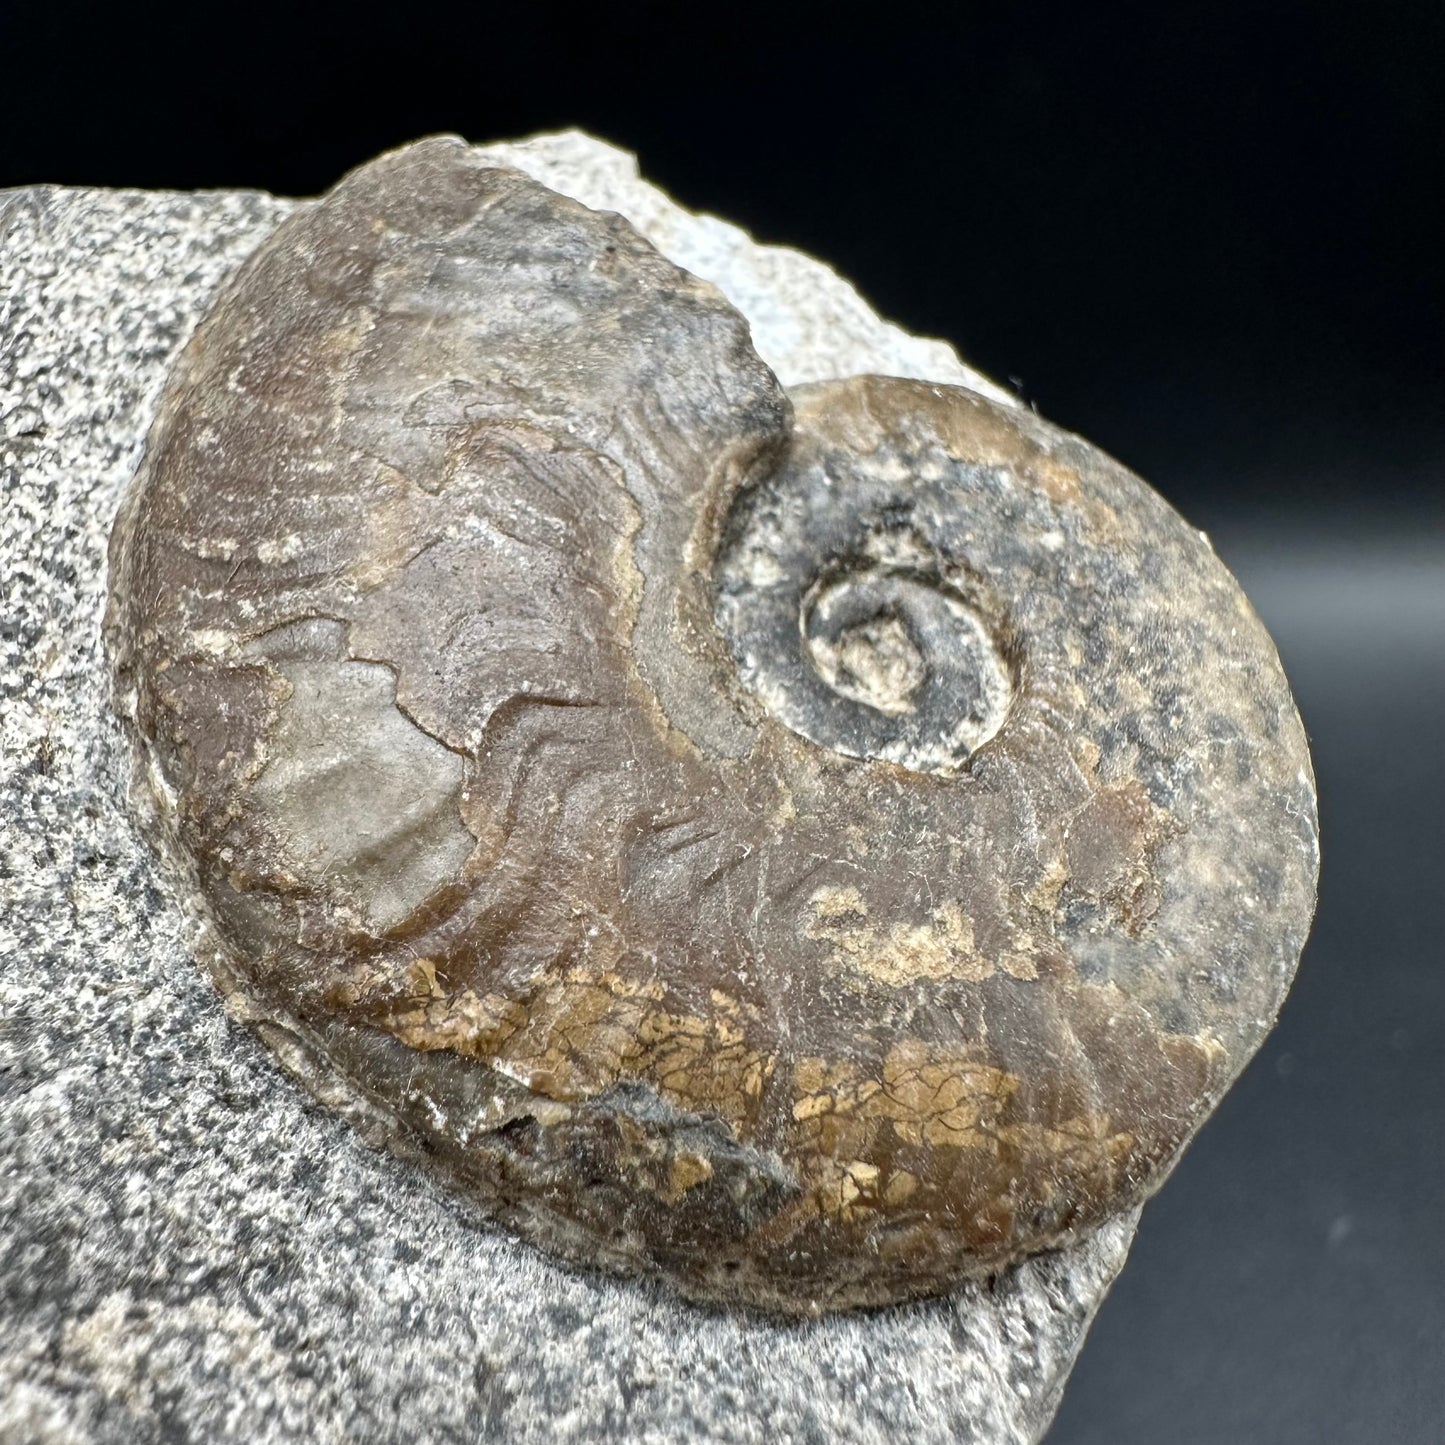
top-left (4, 3), bottom-right (1441, 1440)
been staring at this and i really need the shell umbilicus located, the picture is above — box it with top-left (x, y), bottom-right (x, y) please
top-left (105, 137), bottom-right (1318, 1313)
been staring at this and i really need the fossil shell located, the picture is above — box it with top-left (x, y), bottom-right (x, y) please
top-left (106, 137), bottom-right (1318, 1313)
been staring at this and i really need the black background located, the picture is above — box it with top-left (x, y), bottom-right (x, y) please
top-left (4, 2), bottom-right (1441, 1440)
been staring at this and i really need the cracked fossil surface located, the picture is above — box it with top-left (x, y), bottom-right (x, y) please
top-left (105, 136), bottom-right (1319, 1314)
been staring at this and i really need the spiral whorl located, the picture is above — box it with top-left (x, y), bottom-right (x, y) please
top-left (106, 138), bottom-right (1318, 1313)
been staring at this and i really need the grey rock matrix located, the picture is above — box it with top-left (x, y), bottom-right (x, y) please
top-left (1, 131), bottom-right (1134, 1444)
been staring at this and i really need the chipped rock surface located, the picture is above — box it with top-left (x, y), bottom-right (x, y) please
top-left (5, 129), bottom-right (1164, 1442)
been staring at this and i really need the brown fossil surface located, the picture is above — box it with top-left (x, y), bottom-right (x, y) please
top-left (106, 136), bottom-right (1318, 1314)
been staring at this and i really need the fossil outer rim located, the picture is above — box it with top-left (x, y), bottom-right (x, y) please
top-left (105, 137), bottom-right (1319, 1314)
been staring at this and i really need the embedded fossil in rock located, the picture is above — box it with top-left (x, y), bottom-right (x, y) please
top-left (105, 136), bottom-right (1319, 1314)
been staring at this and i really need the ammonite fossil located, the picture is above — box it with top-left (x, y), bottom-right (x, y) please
top-left (106, 137), bottom-right (1319, 1313)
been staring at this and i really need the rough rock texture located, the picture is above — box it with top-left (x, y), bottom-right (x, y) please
top-left (101, 137), bottom-right (1316, 1315)
top-left (0, 129), bottom-right (1260, 1441)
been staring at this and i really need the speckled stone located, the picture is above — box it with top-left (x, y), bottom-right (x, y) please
top-left (3, 130), bottom-right (1224, 1443)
